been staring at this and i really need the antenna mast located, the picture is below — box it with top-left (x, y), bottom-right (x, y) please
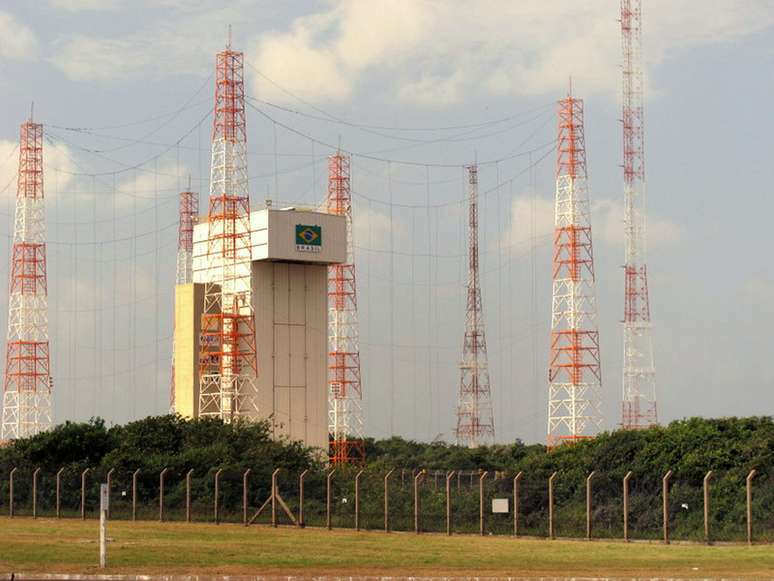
top-left (454, 164), bottom-right (495, 447)
top-left (327, 150), bottom-right (365, 464)
top-left (547, 90), bottom-right (603, 447)
top-left (2, 118), bottom-right (52, 440)
top-left (621, 0), bottom-right (658, 428)
top-left (198, 42), bottom-right (259, 421)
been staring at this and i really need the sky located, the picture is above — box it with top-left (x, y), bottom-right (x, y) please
top-left (0, 0), bottom-right (773, 445)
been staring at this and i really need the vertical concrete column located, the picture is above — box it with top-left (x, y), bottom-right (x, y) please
top-left (326, 468), bottom-right (336, 530)
top-left (513, 471), bottom-right (523, 537)
top-left (414, 470), bottom-right (425, 534)
top-left (214, 468), bottom-right (223, 525)
top-left (132, 469), bottom-right (140, 522)
top-left (355, 469), bottom-right (364, 531)
top-left (56, 468), bottom-right (64, 519)
top-left (548, 472), bottom-right (558, 540)
top-left (746, 469), bottom-right (757, 545)
top-left (242, 469), bottom-right (251, 526)
top-left (445, 470), bottom-right (455, 536)
top-left (105, 468), bottom-right (115, 519)
top-left (662, 470), bottom-right (673, 544)
top-left (9, 467), bottom-right (17, 518)
top-left (271, 468), bottom-right (281, 528)
top-left (298, 469), bottom-right (308, 528)
top-left (81, 468), bottom-right (91, 520)
top-left (383, 469), bottom-right (394, 533)
top-left (586, 471), bottom-right (596, 540)
top-left (703, 470), bottom-right (713, 544)
top-left (479, 471), bottom-right (488, 536)
top-left (159, 468), bottom-right (169, 522)
top-left (32, 468), bottom-right (40, 519)
top-left (185, 469), bottom-right (193, 523)
top-left (623, 471), bottom-right (632, 541)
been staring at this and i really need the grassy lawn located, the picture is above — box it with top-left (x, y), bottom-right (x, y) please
top-left (0, 516), bottom-right (772, 577)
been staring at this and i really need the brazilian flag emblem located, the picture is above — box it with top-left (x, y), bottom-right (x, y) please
top-left (296, 224), bottom-right (322, 251)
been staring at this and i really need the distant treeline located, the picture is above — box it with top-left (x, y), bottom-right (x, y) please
top-left (0, 415), bottom-right (771, 540)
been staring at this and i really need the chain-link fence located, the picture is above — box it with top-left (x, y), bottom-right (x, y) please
top-left (0, 466), bottom-right (770, 543)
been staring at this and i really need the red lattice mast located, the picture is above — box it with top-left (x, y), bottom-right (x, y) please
top-left (327, 151), bottom-right (365, 464)
top-left (454, 164), bottom-right (495, 447)
top-left (547, 91), bottom-right (603, 447)
top-left (2, 116), bottom-right (52, 440)
top-left (170, 186), bottom-right (198, 411)
top-left (198, 42), bottom-right (259, 420)
top-left (621, 0), bottom-right (658, 429)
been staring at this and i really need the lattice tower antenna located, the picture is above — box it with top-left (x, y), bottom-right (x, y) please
top-left (547, 91), bottom-right (604, 448)
top-left (1, 117), bottom-right (52, 440)
top-left (621, 0), bottom-right (657, 429)
top-left (198, 44), bottom-right (258, 420)
top-left (454, 164), bottom-right (494, 447)
top-left (326, 151), bottom-right (365, 464)
top-left (170, 187), bottom-right (198, 411)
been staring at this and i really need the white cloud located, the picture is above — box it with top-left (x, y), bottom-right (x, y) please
top-left (0, 11), bottom-right (38, 61)
top-left (499, 193), bottom-right (682, 254)
top-left (48, 0), bottom-right (123, 11)
top-left (247, 0), bottom-right (774, 105)
top-left (501, 195), bottom-right (555, 253)
top-left (114, 163), bottom-right (189, 210)
top-left (593, 197), bottom-right (683, 250)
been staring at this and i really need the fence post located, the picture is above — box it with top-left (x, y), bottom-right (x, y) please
top-left (383, 469), bottom-right (394, 533)
top-left (703, 470), bottom-right (713, 544)
top-left (414, 469), bottom-right (425, 534)
top-left (9, 467), bottom-right (17, 518)
top-left (271, 468), bottom-right (280, 527)
top-left (105, 468), bottom-right (114, 519)
top-left (56, 467), bottom-right (64, 519)
top-left (159, 468), bottom-right (169, 522)
top-left (445, 470), bottom-right (455, 536)
top-left (355, 469), bottom-right (364, 531)
top-left (548, 471), bottom-right (557, 540)
top-left (214, 468), bottom-right (223, 525)
top-left (586, 470), bottom-right (596, 540)
top-left (662, 469), bottom-right (673, 544)
top-left (242, 468), bottom-right (251, 526)
top-left (32, 467), bottom-right (40, 519)
top-left (81, 468), bottom-right (91, 520)
top-left (298, 469), bottom-right (308, 527)
top-left (326, 468), bottom-right (336, 530)
top-left (185, 469), bottom-right (193, 523)
top-left (746, 469), bottom-right (757, 545)
top-left (513, 471), bottom-right (523, 537)
top-left (131, 469), bottom-right (140, 521)
top-left (479, 471), bottom-right (488, 536)
top-left (623, 471), bottom-right (632, 542)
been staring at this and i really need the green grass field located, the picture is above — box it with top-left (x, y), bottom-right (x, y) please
top-left (0, 516), bottom-right (772, 577)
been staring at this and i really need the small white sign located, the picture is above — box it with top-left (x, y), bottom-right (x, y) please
top-left (492, 498), bottom-right (509, 513)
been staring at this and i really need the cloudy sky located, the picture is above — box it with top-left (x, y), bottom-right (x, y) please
top-left (1, 0), bottom-right (773, 444)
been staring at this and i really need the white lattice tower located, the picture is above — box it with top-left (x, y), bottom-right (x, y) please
top-left (455, 164), bottom-right (495, 447)
top-left (621, 0), bottom-right (657, 429)
top-left (547, 93), bottom-right (603, 448)
top-left (326, 151), bottom-right (365, 464)
top-left (170, 188), bottom-right (198, 411)
top-left (198, 44), bottom-right (258, 421)
top-left (2, 119), bottom-right (52, 440)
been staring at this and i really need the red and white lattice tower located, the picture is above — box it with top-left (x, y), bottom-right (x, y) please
top-left (170, 187), bottom-right (198, 411)
top-left (454, 164), bottom-right (494, 447)
top-left (621, 0), bottom-right (657, 429)
top-left (326, 151), bottom-right (365, 464)
top-left (547, 92), bottom-right (603, 448)
top-left (1, 117), bottom-right (52, 440)
top-left (198, 42), bottom-right (259, 420)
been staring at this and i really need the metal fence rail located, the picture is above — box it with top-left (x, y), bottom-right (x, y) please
top-left (1, 467), bottom-right (771, 544)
